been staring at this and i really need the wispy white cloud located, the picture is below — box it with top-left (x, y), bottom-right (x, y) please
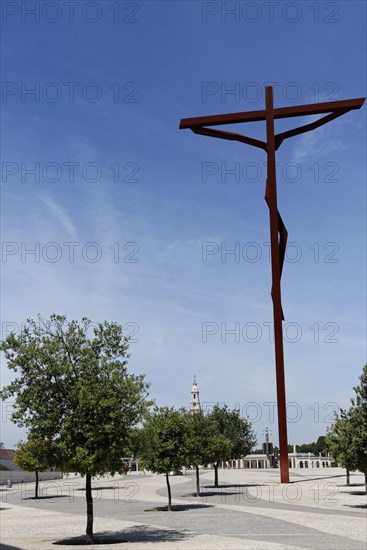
top-left (38, 194), bottom-right (78, 240)
top-left (290, 116), bottom-right (347, 162)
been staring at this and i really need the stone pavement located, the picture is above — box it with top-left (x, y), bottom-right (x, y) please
top-left (0, 467), bottom-right (366, 549)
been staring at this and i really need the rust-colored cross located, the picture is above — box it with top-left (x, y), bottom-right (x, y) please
top-left (179, 87), bottom-right (365, 483)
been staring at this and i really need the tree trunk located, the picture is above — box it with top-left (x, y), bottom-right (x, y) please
top-left (214, 463), bottom-right (219, 487)
top-left (35, 470), bottom-right (39, 499)
top-left (195, 465), bottom-right (200, 497)
top-left (85, 473), bottom-right (94, 544)
top-left (165, 473), bottom-right (172, 511)
top-left (346, 469), bottom-right (350, 486)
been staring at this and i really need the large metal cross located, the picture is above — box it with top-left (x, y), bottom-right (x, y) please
top-left (179, 87), bottom-right (365, 483)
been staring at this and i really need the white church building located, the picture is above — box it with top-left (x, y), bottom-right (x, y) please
top-left (189, 378), bottom-right (333, 470)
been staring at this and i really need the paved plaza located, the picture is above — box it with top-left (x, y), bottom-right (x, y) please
top-left (1, 468), bottom-right (366, 549)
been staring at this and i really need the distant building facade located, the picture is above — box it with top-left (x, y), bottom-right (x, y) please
top-left (222, 452), bottom-right (333, 469)
top-left (186, 382), bottom-right (333, 470)
top-left (0, 449), bottom-right (16, 470)
top-left (0, 448), bottom-right (63, 485)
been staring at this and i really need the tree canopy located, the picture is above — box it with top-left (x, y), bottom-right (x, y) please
top-left (0, 314), bottom-right (152, 544)
top-left (289, 436), bottom-right (329, 456)
top-left (139, 406), bottom-right (190, 510)
top-left (326, 409), bottom-right (357, 472)
top-left (13, 437), bottom-right (52, 498)
top-left (209, 404), bottom-right (256, 486)
top-left (349, 364), bottom-right (367, 483)
top-left (187, 411), bottom-right (232, 496)
top-left (326, 364), bottom-right (367, 492)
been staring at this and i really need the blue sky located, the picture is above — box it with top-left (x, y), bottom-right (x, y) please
top-left (1, 0), bottom-right (366, 449)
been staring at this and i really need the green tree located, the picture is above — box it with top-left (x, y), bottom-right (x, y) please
top-left (0, 442), bottom-right (10, 471)
top-left (139, 407), bottom-right (190, 510)
top-left (295, 437), bottom-right (328, 456)
top-left (209, 404), bottom-right (256, 487)
top-left (350, 364), bottom-right (367, 492)
top-left (187, 412), bottom-right (232, 497)
top-left (327, 365), bottom-right (367, 492)
top-left (13, 438), bottom-right (52, 498)
top-left (125, 427), bottom-right (145, 458)
top-left (314, 436), bottom-right (328, 456)
top-left (326, 409), bottom-right (357, 486)
top-left (353, 364), bottom-right (367, 407)
top-left (0, 315), bottom-right (151, 544)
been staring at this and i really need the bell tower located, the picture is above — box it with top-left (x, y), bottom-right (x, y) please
top-left (190, 375), bottom-right (201, 414)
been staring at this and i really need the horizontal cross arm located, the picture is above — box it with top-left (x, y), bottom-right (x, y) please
top-left (179, 97), bottom-right (365, 129)
top-left (191, 126), bottom-right (267, 151)
top-left (274, 110), bottom-right (348, 149)
top-left (273, 97), bottom-right (364, 120)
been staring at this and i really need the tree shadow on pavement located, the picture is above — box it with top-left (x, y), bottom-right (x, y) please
top-left (292, 474), bottom-right (347, 483)
top-left (185, 483), bottom-right (261, 497)
top-left (21, 495), bottom-right (69, 500)
top-left (75, 486), bottom-right (117, 491)
top-left (144, 503), bottom-right (213, 511)
top-left (203, 483), bottom-right (259, 488)
top-left (342, 491), bottom-right (367, 509)
top-left (53, 525), bottom-right (194, 545)
top-left (343, 503), bottom-right (367, 509)
top-left (340, 490), bottom-right (367, 496)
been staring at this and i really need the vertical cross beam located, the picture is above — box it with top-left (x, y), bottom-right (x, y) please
top-left (265, 87), bottom-right (289, 483)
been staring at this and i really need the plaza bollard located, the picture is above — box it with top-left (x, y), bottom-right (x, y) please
top-left (7, 479), bottom-right (12, 489)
